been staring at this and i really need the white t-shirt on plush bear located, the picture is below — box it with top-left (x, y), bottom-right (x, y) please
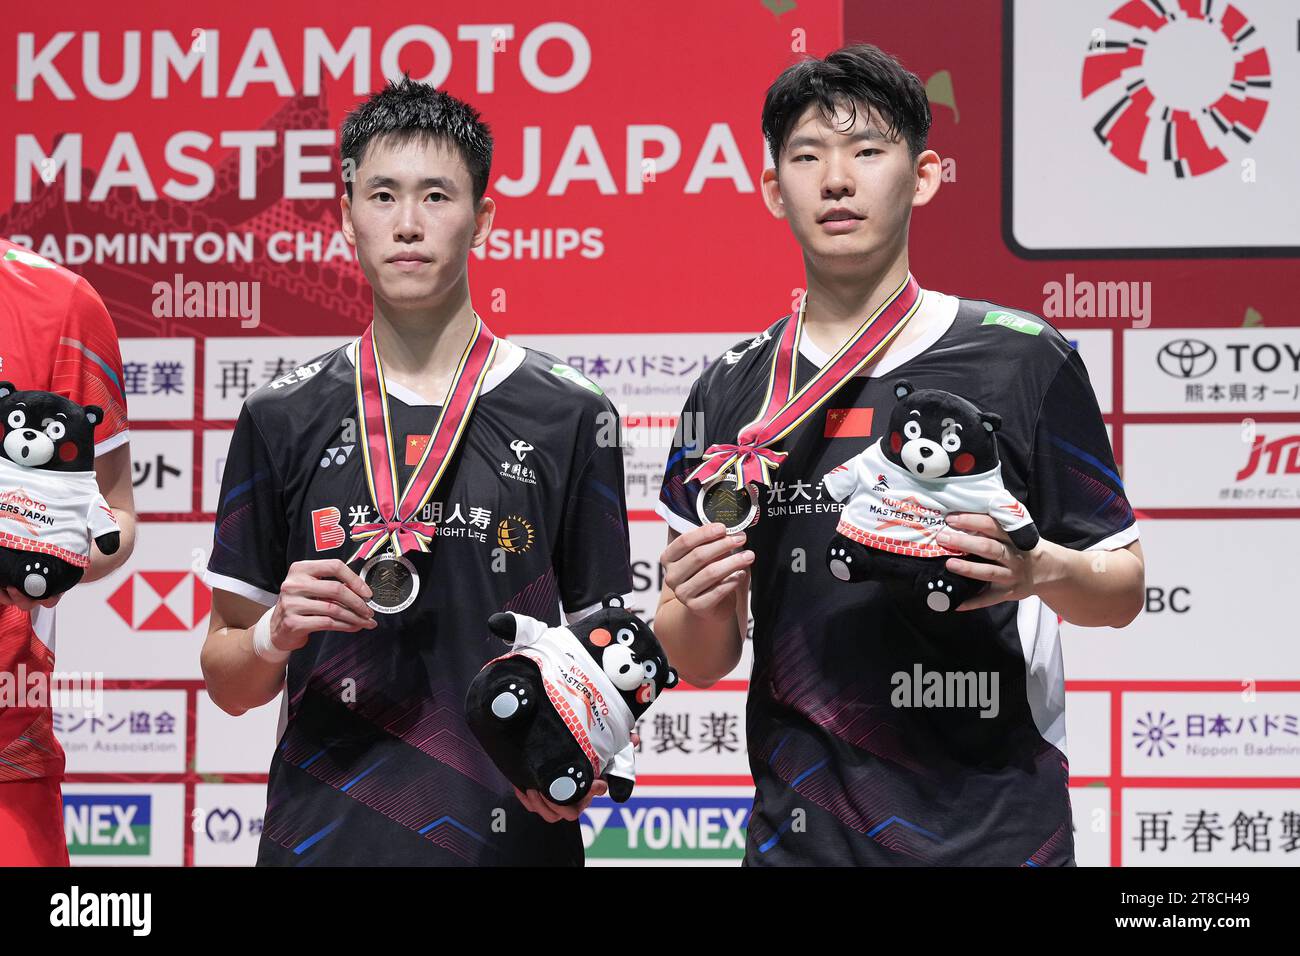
top-left (0, 457), bottom-right (119, 568)
top-left (500, 613), bottom-right (637, 785)
top-left (823, 440), bottom-right (1034, 559)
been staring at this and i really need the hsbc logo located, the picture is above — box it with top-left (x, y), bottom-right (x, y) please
top-left (107, 571), bottom-right (211, 631)
top-left (1145, 586), bottom-right (1191, 614)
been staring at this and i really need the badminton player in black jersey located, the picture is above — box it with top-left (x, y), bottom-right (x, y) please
top-left (655, 45), bottom-right (1144, 866)
top-left (201, 78), bottom-right (634, 865)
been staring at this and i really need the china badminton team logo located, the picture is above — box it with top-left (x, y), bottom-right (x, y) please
top-left (1082, 0), bottom-right (1271, 177)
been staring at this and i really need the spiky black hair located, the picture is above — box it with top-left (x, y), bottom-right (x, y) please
top-left (761, 44), bottom-right (931, 167)
top-left (340, 74), bottom-right (493, 201)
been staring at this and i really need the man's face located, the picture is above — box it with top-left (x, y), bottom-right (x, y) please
top-left (763, 101), bottom-right (928, 265)
top-left (341, 135), bottom-right (493, 310)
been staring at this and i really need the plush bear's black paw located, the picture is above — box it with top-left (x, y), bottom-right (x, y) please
top-left (924, 577), bottom-right (956, 612)
top-left (605, 774), bottom-right (634, 804)
top-left (488, 680), bottom-right (533, 721)
top-left (540, 760), bottom-right (592, 805)
top-left (21, 561), bottom-right (52, 599)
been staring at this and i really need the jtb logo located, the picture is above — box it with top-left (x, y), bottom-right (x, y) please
top-left (1236, 434), bottom-right (1300, 481)
top-left (64, 794), bottom-right (152, 856)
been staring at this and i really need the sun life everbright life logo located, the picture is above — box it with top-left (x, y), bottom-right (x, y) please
top-left (1082, 0), bottom-right (1271, 177)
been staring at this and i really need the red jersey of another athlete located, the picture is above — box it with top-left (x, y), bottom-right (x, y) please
top-left (0, 238), bottom-right (129, 786)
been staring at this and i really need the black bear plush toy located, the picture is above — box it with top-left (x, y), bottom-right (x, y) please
top-left (0, 383), bottom-right (120, 599)
top-left (823, 380), bottom-right (1039, 613)
top-left (466, 593), bottom-right (677, 806)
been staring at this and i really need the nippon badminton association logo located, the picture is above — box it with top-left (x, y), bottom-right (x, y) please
top-left (1082, 0), bottom-right (1272, 177)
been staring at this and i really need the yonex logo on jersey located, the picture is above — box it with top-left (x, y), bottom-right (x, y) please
top-left (723, 329), bottom-right (773, 365)
top-left (319, 444), bottom-right (354, 468)
top-left (311, 506), bottom-right (345, 551)
top-left (981, 310), bottom-right (1043, 336)
top-left (268, 359), bottom-right (325, 390)
top-left (510, 439), bottom-right (534, 461)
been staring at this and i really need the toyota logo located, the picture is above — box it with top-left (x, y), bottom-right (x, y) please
top-left (1157, 339), bottom-right (1216, 379)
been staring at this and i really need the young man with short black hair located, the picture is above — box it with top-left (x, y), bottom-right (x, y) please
top-left (655, 45), bottom-right (1144, 866)
top-left (201, 77), bottom-right (633, 865)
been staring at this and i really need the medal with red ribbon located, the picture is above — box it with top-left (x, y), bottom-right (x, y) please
top-left (348, 314), bottom-right (498, 613)
top-left (690, 273), bottom-right (923, 532)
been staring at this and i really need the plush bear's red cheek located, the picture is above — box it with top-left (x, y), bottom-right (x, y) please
top-left (953, 452), bottom-right (975, 474)
top-left (59, 441), bottom-right (79, 462)
top-left (589, 628), bottom-right (612, 648)
top-left (890, 432), bottom-right (903, 454)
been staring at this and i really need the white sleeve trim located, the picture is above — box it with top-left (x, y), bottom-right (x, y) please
top-left (654, 499), bottom-right (701, 536)
top-left (94, 429), bottom-right (130, 457)
top-left (562, 589), bottom-right (640, 625)
top-left (203, 567), bottom-right (279, 607)
top-left (1083, 522), bottom-right (1140, 552)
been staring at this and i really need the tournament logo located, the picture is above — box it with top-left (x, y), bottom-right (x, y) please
top-left (1082, 0), bottom-right (1271, 177)
top-left (495, 515), bottom-right (535, 554)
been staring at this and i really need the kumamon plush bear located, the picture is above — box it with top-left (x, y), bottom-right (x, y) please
top-left (466, 593), bottom-right (678, 806)
top-left (823, 380), bottom-right (1039, 612)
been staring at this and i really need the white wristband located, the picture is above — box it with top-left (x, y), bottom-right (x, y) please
top-left (251, 607), bottom-right (290, 664)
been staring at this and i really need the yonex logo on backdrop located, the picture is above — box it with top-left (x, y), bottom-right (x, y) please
top-left (64, 794), bottom-right (152, 856)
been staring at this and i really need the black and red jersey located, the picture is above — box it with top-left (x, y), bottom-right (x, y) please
top-left (659, 287), bottom-right (1137, 866)
top-left (204, 336), bottom-right (634, 865)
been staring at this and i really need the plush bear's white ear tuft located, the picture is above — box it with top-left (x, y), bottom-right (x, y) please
top-left (0, 382), bottom-right (15, 400)
top-left (84, 405), bottom-right (103, 427)
top-left (893, 380), bottom-right (914, 400)
top-left (980, 411), bottom-right (1002, 434)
